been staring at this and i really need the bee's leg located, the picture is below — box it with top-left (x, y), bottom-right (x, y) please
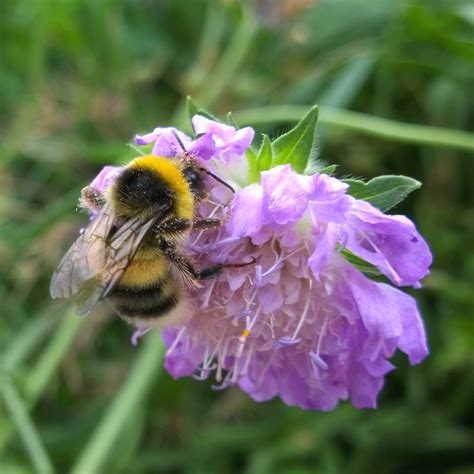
top-left (194, 258), bottom-right (257, 280)
top-left (193, 218), bottom-right (223, 229)
top-left (159, 242), bottom-right (202, 285)
top-left (153, 218), bottom-right (222, 239)
top-left (162, 241), bottom-right (256, 283)
top-left (80, 186), bottom-right (106, 211)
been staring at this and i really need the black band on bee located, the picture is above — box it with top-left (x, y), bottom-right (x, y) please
top-left (115, 294), bottom-right (178, 318)
top-left (110, 276), bottom-right (179, 319)
top-left (111, 280), bottom-right (164, 298)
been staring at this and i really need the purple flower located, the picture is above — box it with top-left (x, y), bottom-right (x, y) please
top-left (161, 162), bottom-right (430, 410)
top-left (86, 116), bottom-right (431, 410)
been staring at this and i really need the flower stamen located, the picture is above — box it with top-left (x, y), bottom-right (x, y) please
top-left (291, 279), bottom-right (313, 340)
top-left (165, 326), bottom-right (186, 356)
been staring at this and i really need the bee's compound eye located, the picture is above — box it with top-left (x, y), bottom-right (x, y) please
top-left (184, 169), bottom-right (199, 184)
top-left (183, 167), bottom-right (205, 198)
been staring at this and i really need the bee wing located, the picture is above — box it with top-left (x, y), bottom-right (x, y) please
top-left (50, 203), bottom-right (116, 300)
top-left (74, 215), bottom-right (159, 316)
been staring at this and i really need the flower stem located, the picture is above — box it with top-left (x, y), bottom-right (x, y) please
top-left (71, 330), bottom-right (165, 474)
top-left (233, 105), bottom-right (474, 153)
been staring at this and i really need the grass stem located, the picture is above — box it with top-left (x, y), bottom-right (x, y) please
top-left (233, 105), bottom-right (474, 153)
top-left (71, 330), bottom-right (165, 474)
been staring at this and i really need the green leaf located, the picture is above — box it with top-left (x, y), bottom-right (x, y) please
top-left (271, 105), bottom-right (319, 173)
top-left (344, 175), bottom-right (421, 211)
top-left (341, 249), bottom-right (382, 277)
top-left (246, 147), bottom-right (259, 183)
top-left (302, 132), bottom-right (322, 174)
top-left (185, 96), bottom-right (199, 127)
top-left (303, 154), bottom-right (336, 176)
top-left (316, 164), bottom-right (338, 176)
top-left (256, 135), bottom-right (273, 173)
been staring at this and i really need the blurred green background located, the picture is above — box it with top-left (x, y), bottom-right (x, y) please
top-left (0, 1), bottom-right (473, 473)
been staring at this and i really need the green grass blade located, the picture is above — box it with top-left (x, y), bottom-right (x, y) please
top-left (1, 310), bottom-right (58, 372)
top-left (233, 105), bottom-right (474, 153)
top-left (1, 380), bottom-right (55, 474)
top-left (0, 309), bottom-right (84, 456)
top-left (194, 7), bottom-right (257, 109)
top-left (24, 309), bottom-right (83, 403)
top-left (172, 6), bottom-right (257, 128)
top-left (71, 330), bottom-right (165, 474)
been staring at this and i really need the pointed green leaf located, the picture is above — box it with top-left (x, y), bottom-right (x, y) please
top-left (303, 135), bottom-right (322, 173)
top-left (186, 96), bottom-right (199, 126)
top-left (344, 175), bottom-right (421, 211)
top-left (321, 164), bottom-right (338, 175)
top-left (271, 106), bottom-right (319, 173)
top-left (341, 249), bottom-right (382, 277)
top-left (246, 147), bottom-right (259, 183)
top-left (257, 135), bottom-right (273, 172)
top-left (303, 139), bottom-right (335, 176)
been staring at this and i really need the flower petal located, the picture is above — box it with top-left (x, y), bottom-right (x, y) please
top-left (191, 115), bottom-right (255, 157)
top-left (89, 165), bottom-right (123, 193)
top-left (345, 200), bottom-right (432, 287)
top-left (342, 260), bottom-right (428, 364)
top-left (261, 165), bottom-right (314, 225)
top-left (308, 222), bottom-right (342, 278)
top-left (227, 184), bottom-right (264, 237)
top-left (162, 329), bottom-right (202, 379)
top-left (134, 127), bottom-right (192, 156)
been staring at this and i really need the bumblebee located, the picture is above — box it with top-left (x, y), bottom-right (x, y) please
top-left (50, 154), bottom-right (247, 328)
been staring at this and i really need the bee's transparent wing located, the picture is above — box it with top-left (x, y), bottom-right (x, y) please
top-left (50, 203), bottom-right (116, 300)
top-left (74, 215), bottom-right (158, 316)
top-left (51, 202), bottom-right (161, 316)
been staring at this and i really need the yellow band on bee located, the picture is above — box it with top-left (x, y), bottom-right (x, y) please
top-left (129, 155), bottom-right (194, 219)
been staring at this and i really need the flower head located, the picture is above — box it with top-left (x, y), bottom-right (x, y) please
top-left (87, 113), bottom-right (431, 410)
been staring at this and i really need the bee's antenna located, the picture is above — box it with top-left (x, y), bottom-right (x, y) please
top-left (171, 130), bottom-right (188, 154)
top-left (199, 168), bottom-right (235, 193)
top-left (171, 129), bottom-right (234, 193)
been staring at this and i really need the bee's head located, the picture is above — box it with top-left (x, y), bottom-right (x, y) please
top-left (181, 155), bottom-right (235, 200)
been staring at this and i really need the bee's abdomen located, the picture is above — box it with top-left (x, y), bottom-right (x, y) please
top-left (108, 254), bottom-right (179, 320)
top-left (110, 281), bottom-right (179, 318)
